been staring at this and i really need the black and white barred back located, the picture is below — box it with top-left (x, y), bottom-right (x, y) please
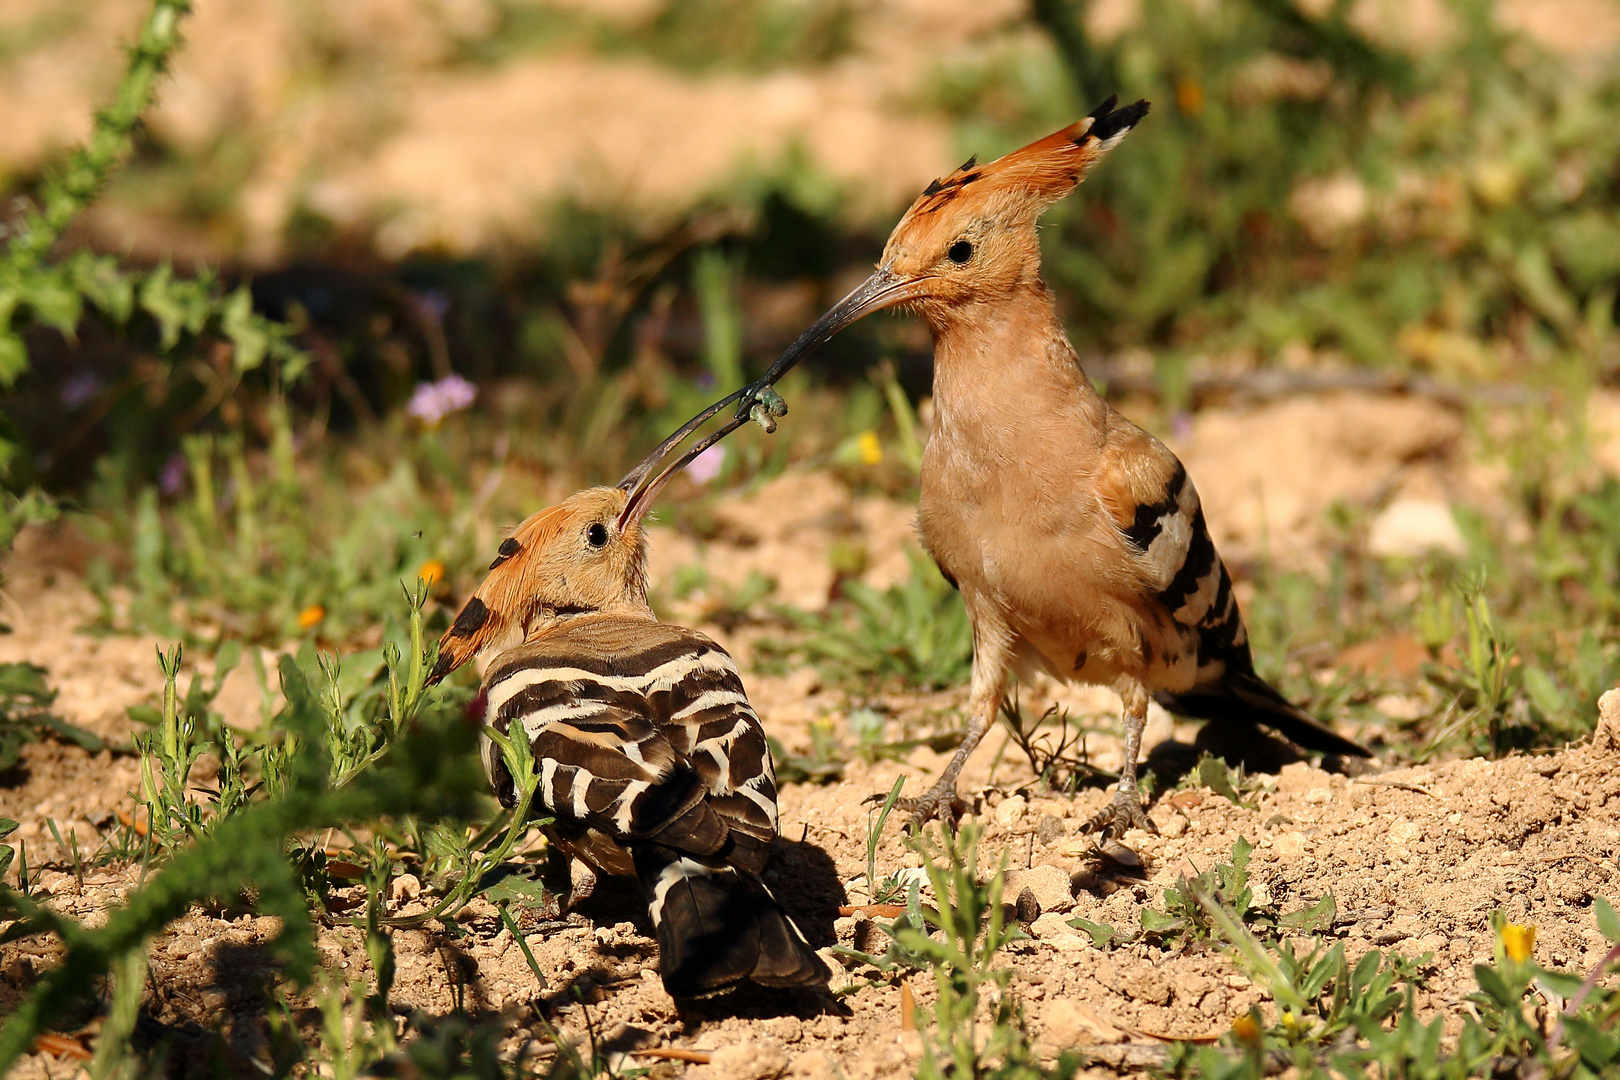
top-left (478, 613), bottom-right (827, 998)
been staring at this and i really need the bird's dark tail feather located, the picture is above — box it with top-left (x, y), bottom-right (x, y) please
top-left (1156, 670), bottom-right (1371, 759)
top-left (634, 845), bottom-right (829, 999)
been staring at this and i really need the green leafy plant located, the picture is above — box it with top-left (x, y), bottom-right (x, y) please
top-left (0, 662), bottom-right (103, 772)
top-left (766, 549), bottom-right (972, 690)
top-left (1138, 838), bottom-right (1336, 947)
top-left (0, 0), bottom-right (303, 498)
top-left (1186, 754), bottom-right (1260, 810)
top-left (888, 822), bottom-right (1073, 1080)
top-left (862, 775), bottom-right (909, 906)
top-left (1171, 890), bottom-right (1620, 1077)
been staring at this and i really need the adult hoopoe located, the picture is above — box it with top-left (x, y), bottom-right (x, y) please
top-left (716, 96), bottom-right (1372, 836)
top-left (427, 447), bottom-right (827, 998)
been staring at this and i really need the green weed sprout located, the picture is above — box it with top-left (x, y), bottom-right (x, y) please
top-left (379, 715), bottom-right (546, 929)
top-left (136, 644), bottom-right (206, 847)
top-left (1141, 839), bottom-right (1335, 948)
top-left (864, 775), bottom-right (908, 906)
top-left (1176, 886), bottom-right (1620, 1077)
top-left (844, 821), bottom-right (1059, 1080)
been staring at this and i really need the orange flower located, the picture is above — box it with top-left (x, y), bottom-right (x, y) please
top-left (417, 559), bottom-right (447, 588)
top-left (1230, 1014), bottom-right (1261, 1043)
top-left (297, 604), bottom-right (326, 630)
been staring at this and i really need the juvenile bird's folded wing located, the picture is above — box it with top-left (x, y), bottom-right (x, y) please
top-left (481, 624), bottom-right (781, 866)
top-left (482, 666), bottom-right (732, 859)
top-left (647, 631), bottom-right (780, 875)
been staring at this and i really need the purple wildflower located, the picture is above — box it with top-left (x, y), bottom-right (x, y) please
top-left (159, 452), bottom-right (187, 496)
top-left (60, 372), bottom-right (102, 409)
top-left (406, 374), bottom-right (477, 425)
top-left (686, 444), bottom-right (726, 485)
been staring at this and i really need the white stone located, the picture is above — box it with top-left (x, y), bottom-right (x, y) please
top-left (1367, 498), bottom-right (1466, 558)
top-left (995, 794), bottom-right (1028, 826)
top-left (1038, 998), bottom-right (1125, 1049)
top-left (1003, 865), bottom-right (1074, 914)
top-left (389, 873), bottom-right (422, 903)
top-left (1599, 688), bottom-right (1620, 751)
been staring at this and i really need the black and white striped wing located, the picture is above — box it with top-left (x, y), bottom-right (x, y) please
top-left (477, 625), bottom-right (778, 868)
top-left (1118, 460), bottom-right (1250, 682)
top-left (1112, 450), bottom-right (1372, 758)
top-left (650, 640), bottom-right (780, 873)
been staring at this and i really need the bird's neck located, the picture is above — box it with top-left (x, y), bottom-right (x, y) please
top-left (524, 597), bottom-right (656, 641)
top-left (925, 281), bottom-right (1106, 430)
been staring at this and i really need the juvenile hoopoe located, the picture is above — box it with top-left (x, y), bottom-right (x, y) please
top-left (427, 453), bottom-right (828, 998)
top-left (714, 96), bottom-right (1372, 836)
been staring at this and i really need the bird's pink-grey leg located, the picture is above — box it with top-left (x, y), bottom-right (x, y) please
top-left (1085, 680), bottom-right (1158, 840)
top-left (892, 606), bottom-right (1012, 827)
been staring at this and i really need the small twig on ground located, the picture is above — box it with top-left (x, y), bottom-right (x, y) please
top-left (1351, 778), bottom-right (1440, 798)
top-left (633, 1048), bottom-right (713, 1063)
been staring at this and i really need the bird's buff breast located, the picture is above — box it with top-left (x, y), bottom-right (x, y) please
top-left (918, 452), bottom-right (1201, 692)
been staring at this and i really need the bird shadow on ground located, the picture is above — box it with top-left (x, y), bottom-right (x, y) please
top-left (766, 836), bottom-right (846, 949)
top-left (572, 873), bottom-right (656, 938)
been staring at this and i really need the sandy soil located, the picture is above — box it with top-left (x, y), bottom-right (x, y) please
top-left (1, 390), bottom-right (1616, 1076)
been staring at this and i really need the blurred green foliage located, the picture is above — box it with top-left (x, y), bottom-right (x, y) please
top-left (1016, 0), bottom-right (1620, 377)
top-left (0, 0), bottom-right (303, 504)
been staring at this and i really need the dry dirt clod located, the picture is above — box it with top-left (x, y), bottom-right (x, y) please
top-left (1015, 886), bottom-right (1042, 923)
top-left (1597, 688), bottom-right (1620, 751)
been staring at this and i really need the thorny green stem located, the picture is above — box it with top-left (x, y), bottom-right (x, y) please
top-left (89, 945), bottom-right (148, 1080)
top-left (0, 0), bottom-right (193, 276)
top-left (375, 724), bottom-right (542, 929)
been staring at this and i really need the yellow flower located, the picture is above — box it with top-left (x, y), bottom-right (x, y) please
top-left (297, 604), bottom-right (326, 630)
top-left (856, 431), bottom-right (883, 466)
top-left (1501, 922), bottom-right (1536, 963)
top-left (1230, 1014), bottom-right (1261, 1043)
top-left (417, 559), bottom-right (447, 588)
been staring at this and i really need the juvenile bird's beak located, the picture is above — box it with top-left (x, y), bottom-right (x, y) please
top-left (617, 267), bottom-right (924, 527)
top-left (616, 401), bottom-right (740, 532)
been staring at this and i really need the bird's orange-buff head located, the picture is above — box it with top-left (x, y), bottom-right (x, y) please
top-left (429, 486), bottom-right (651, 684)
top-left (766, 97), bottom-right (1148, 356)
top-left (429, 402), bottom-right (718, 683)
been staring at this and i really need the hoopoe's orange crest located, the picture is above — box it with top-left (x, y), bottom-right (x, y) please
top-left (712, 97), bottom-right (1150, 385)
top-left (900, 96), bottom-right (1149, 229)
top-left (874, 96), bottom-right (1150, 318)
top-left (430, 487), bottom-right (651, 683)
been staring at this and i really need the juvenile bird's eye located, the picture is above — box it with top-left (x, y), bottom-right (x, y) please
top-left (948, 240), bottom-right (973, 264)
top-left (586, 523), bottom-right (608, 547)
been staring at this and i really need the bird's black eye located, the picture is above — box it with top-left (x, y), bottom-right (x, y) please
top-left (586, 523), bottom-right (608, 548)
top-left (948, 240), bottom-right (973, 264)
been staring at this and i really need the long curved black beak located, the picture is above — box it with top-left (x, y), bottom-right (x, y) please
top-left (616, 267), bottom-right (919, 530)
top-left (733, 268), bottom-right (914, 416)
top-left (616, 385), bottom-right (752, 530)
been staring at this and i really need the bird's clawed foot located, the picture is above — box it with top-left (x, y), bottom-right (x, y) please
top-left (863, 782), bottom-right (973, 831)
top-left (1081, 787), bottom-right (1157, 844)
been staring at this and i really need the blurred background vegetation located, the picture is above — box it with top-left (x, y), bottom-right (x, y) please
top-left (2, 0), bottom-right (1620, 754)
